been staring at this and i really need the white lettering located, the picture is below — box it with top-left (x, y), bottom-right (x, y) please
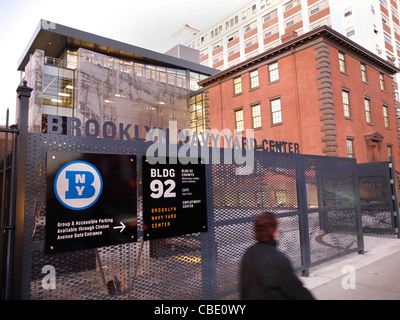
top-left (75, 186), bottom-right (85, 196)
top-left (342, 265), bottom-right (356, 290)
top-left (154, 304), bottom-right (188, 317)
top-left (41, 265), bottom-right (56, 290)
top-left (198, 304), bottom-right (246, 315)
top-left (76, 174), bottom-right (85, 184)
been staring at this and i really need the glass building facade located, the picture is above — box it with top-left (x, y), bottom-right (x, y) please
top-left (18, 21), bottom-right (216, 137)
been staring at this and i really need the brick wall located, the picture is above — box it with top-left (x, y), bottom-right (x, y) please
top-left (202, 27), bottom-right (400, 170)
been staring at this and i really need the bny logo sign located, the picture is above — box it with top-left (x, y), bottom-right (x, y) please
top-left (54, 161), bottom-right (103, 210)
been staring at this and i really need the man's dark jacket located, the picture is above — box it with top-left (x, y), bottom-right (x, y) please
top-left (240, 240), bottom-right (315, 300)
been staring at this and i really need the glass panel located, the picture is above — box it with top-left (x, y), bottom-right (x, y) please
top-left (43, 65), bottom-right (74, 110)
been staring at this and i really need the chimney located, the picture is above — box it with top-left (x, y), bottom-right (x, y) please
top-left (281, 30), bottom-right (298, 43)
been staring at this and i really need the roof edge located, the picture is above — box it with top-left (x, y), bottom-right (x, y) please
top-left (18, 19), bottom-right (219, 76)
top-left (199, 26), bottom-right (400, 87)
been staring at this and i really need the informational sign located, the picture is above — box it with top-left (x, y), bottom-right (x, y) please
top-left (46, 152), bottom-right (138, 254)
top-left (142, 156), bottom-right (208, 240)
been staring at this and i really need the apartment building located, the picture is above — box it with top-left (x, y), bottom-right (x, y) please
top-left (186, 0), bottom-right (400, 97)
top-left (198, 26), bottom-right (400, 169)
top-left (17, 20), bottom-right (217, 137)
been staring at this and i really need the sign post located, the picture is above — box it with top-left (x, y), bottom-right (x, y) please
top-left (142, 157), bottom-right (208, 240)
top-left (45, 152), bottom-right (138, 254)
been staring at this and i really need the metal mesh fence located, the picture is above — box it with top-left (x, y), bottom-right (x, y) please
top-left (21, 133), bottom-right (363, 300)
top-left (0, 129), bottom-right (17, 300)
top-left (357, 162), bottom-right (397, 234)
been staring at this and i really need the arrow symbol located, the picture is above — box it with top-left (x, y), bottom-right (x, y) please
top-left (113, 222), bottom-right (126, 233)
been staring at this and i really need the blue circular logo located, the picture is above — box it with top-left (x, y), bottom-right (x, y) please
top-left (54, 161), bottom-right (103, 210)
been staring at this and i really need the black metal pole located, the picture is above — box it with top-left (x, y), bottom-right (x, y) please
top-left (296, 156), bottom-right (311, 277)
top-left (389, 156), bottom-right (400, 239)
top-left (11, 81), bottom-right (32, 300)
top-left (0, 109), bottom-right (10, 299)
top-left (352, 159), bottom-right (365, 254)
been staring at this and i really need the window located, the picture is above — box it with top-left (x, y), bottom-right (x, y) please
top-left (380, 73), bottom-right (386, 90)
top-left (252, 104), bottom-right (262, 129)
top-left (311, 16), bottom-right (331, 29)
top-left (271, 98), bottom-right (282, 125)
top-left (285, 12), bottom-right (302, 28)
top-left (309, 0), bottom-right (329, 16)
top-left (269, 62), bottom-right (279, 82)
top-left (339, 52), bottom-right (347, 73)
top-left (227, 31), bottom-right (239, 43)
top-left (264, 24), bottom-right (279, 38)
top-left (212, 41), bottom-right (222, 51)
top-left (245, 36), bottom-right (257, 48)
top-left (383, 104), bottom-right (390, 128)
top-left (344, 7), bottom-right (352, 17)
top-left (346, 26), bottom-right (355, 37)
top-left (382, 15), bottom-right (390, 27)
top-left (392, 7), bottom-right (399, 19)
top-left (361, 63), bottom-right (368, 82)
top-left (386, 51), bottom-right (395, 62)
top-left (347, 138), bottom-right (355, 158)
top-left (234, 76), bottom-right (242, 95)
top-left (235, 109), bottom-right (244, 131)
top-left (263, 9), bottom-right (278, 23)
top-left (42, 64), bottom-right (75, 111)
top-left (284, 0), bottom-right (300, 12)
top-left (384, 33), bottom-right (392, 45)
top-left (228, 45), bottom-right (240, 57)
top-left (342, 90), bottom-right (351, 118)
top-left (250, 70), bottom-right (259, 89)
top-left (190, 93), bottom-right (206, 136)
top-left (310, 6), bottom-right (319, 15)
top-left (275, 190), bottom-right (286, 204)
top-left (244, 21), bottom-right (257, 33)
top-left (364, 98), bottom-right (372, 123)
top-left (388, 144), bottom-right (393, 160)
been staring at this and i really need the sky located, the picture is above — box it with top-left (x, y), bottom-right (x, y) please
top-left (0, 0), bottom-right (248, 125)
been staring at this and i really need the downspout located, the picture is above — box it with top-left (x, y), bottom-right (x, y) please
top-left (218, 78), bottom-right (223, 131)
top-left (292, 45), bottom-right (303, 153)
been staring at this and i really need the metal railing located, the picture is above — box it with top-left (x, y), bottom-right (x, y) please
top-left (0, 109), bottom-right (19, 300)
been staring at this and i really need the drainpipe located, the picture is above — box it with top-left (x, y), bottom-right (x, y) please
top-left (11, 81), bottom-right (32, 300)
top-left (292, 46), bottom-right (303, 153)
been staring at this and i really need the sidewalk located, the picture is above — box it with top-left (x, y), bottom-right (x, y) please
top-left (301, 235), bottom-right (400, 300)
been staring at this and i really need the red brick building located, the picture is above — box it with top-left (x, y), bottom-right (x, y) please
top-left (199, 26), bottom-right (400, 169)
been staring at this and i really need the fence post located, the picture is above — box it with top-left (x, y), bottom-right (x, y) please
top-left (352, 160), bottom-right (364, 253)
top-left (296, 156), bottom-right (311, 277)
top-left (201, 162), bottom-right (219, 299)
top-left (389, 156), bottom-right (400, 239)
top-left (0, 109), bottom-right (10, 299)
top-left (11, 81), bottom-right (32, 300)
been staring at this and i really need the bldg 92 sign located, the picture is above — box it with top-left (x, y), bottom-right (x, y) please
top-left (142, 157), bottom-right (208, 240)
top-left (149, 168), bottom-right (177, 199)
